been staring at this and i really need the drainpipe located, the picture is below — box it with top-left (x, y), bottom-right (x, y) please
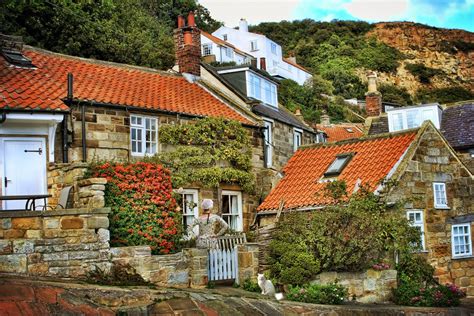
top-left (0, 112), bottom-right (6, 123)
top-left (81, 102), bottom-right (87, 162)
top-left (63, 73), bottom-right (74, 163)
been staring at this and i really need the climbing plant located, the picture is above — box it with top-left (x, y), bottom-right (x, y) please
top-left (146, 117), bottom-right (255, 193)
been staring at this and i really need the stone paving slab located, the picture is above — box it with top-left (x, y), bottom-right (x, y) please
top-left (1, 277), bottom-right (474, 316)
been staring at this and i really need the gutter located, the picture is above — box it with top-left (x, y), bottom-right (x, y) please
top-left (256, 205), bottom-right (325, 216)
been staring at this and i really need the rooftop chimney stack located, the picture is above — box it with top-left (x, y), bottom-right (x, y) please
top-left (173, 12), bottom-right (201, 77)
top-left (239, 18), bottom-right (249, 32)
top-left (365, 72), bottom-right (382, 117)
top-left (321, 113), bottom-right (331, 126)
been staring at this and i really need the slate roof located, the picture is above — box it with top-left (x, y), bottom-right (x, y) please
top-left (0, 47), bottom-right (254, 125)
top-left (317, 124), bottom-right (365, 142)
top-left (252, 104), bottom-right (313, 132)
top-left (440, 103), bottom-right (474, 150)
top-left (368, 116), bottom-right (389, 135)
top-left (257, 130), bottom-right (417, 212)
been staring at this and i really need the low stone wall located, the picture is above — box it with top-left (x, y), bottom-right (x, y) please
top-left (0, 208), bottom-right (111, 278)
top-left (311, 269), bottom-right (397, 303)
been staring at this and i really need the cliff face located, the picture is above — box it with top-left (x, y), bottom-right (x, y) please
top-left (365, 22), bottom-right (474, 94)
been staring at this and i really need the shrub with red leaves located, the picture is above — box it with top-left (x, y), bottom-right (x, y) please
top-left (91, 162), bottom-right (182, 254)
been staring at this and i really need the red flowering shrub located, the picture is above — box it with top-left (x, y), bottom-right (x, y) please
top-left (91, 162), bottom-right (182, 254)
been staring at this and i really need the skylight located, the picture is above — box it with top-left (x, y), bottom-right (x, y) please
top-left (346, 128), bottom-right (353, 133)
top-left (324, 153), bottom-right (353, 177)
top-left (1, 49), bottom-right (35, 68)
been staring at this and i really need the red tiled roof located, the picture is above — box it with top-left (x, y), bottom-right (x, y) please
top-left (258, 131), bottom-right (418, 212)
top-left (201, 32), bottom-right (252, 58)
top-left (0, 47), bottom-right (253, 124)
top-left (282, 57), bottom-right (310, 74)
top-left (318, 124), bottom-right (365, 142)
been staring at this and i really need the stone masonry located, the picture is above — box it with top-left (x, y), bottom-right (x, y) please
top-left (0, 208), bottom-right (111, 278)
top-left (388, 125), bottom-right (474, 296)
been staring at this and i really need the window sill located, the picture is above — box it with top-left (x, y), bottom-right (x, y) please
top-left (434, 206), bottom-right (450, 210)
top-left (452, 255), bottom-right (474, 260)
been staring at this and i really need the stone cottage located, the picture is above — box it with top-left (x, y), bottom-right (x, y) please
top-left (257, 122), bottom-right (474, 296)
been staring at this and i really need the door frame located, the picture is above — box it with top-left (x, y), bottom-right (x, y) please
top-left (0, 137), bottom-right (48, 209)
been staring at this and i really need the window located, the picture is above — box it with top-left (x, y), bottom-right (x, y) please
top-left (202, 43), bottom-right (212, 56)
top-left (406, 110), bottom-right (420, 129)
top-left (271, 42), bottom-right (277, 54)
top-left (249, 73), bottom-right (261, 99)
top-left (221, 191), bottom-right (243, 231)
top-left (387, 106), bottom-right (441, 132)
top-left (407, 211), bottom-right (425, 250)
top-left (225, 47), bottom-right (233, 58)
top-left (247, 72), bottom-right (277, 107)
top-left (263, 120), bottom-right (273, 168)
top-left (293, 129), bottom-right (302, 152)
top-left (222, 34), bottom-right (228, 41)
top-left (324, 153), bottom-right (353, 177)
top-left (391, 113), bottom-right (403, 131)
top-left (315, 133), bottom-right (326, 143)
top-left (452, 224), bottom-right (472, 258)
top-left (176, 189), bottom-right (199, 237)
top-left (250, 40), bottom-right (258, 51)
top-left (130, 115), bottom-right (157, 156)
top-left (433, 182), bottom-right (448, 208)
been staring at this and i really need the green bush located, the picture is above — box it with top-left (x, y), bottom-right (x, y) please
top-left (415, 86), bottom-right (474, 104)
top-left (393, 274), bottom-right (466, 307)
top-left (269, 182), bottom-right (420, 285)
top-left (397, 255), bottom-right (435, 285)
top-left (242, 278), bottom-right (261, 293)
top-left (286, 283), bottom-right (348, 305)
top-left (405, 63), bottom-right (444, 84)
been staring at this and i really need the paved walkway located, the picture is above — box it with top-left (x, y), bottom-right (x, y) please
top-left (0, 277), bottom-right (473, 315)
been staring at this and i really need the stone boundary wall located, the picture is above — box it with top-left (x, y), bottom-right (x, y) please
top-left (312, 269), bottom-right (397, 303)
top-left (0, 208), bottom-right (111, 278)
top-left (237, 243), bottom-right (259, 282)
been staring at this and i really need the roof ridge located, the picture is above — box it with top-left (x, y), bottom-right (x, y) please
top-left (24, 45), bottom-right (181, 78)
top-left (299, 128), bottom-right (419, 150)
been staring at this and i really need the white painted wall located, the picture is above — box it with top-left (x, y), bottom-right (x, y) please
top-left (212, 23), bottom-right (312, 85)
top-left (201, 35), bottom-right (250, 65)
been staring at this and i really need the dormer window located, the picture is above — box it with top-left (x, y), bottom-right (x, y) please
top-left (2, 49), bottom-right (35, 68)
top-left (247, 71), bottom-right (277, 107)
top-left (324, 153), bottom-right (353, 177)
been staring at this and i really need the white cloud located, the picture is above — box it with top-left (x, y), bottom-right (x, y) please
top-left (343, 0), bottom-right (409, 21)
top-left (321, 13), bottom-right (336, 21)
top-left (198, 0), bottom-right (301, 27)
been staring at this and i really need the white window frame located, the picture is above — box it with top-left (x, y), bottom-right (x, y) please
top-left (221, 190), bottom-right (243, 232)
top-left (293, 128), bottom-right (303, 152)
top-left (176, 189), bottom-right (199, 237)
top-left (250, 40), bottom-right (258, 51)
top-left (222, 34), bottom-right (228, 41)
top-left (452, 223), bottom-right (472, 258)
top-left (433, 182), bottom-right (448, 209)
top-left (407, 210), bottom-right (425, 251)
top-left (387, 106), bottom-right (440, 132)
top-left (224, 47), bottom-right (233, 58)
top-left (263, 120), bottom-right (273, 168)
top-left (246, 71), bottom-right (277, 107)
top-left (271, 42), bottom-right (277, 54)
top-left (202, 43), bottom-right (212, 56)
top-left (130, 115), bottom-right (158, 156)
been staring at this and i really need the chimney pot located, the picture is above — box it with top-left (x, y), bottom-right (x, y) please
top-left (187, 11), bottom-right (196, 27)
top-left (321, 113), bottom-right (330, 126)
top-left (260, 57), bottom-right (266, 71)
top-left (177, 15), bottom-right (185, 28)
top-left (184, 31), bottom-right (193, 45)
top-left (367, 72), bottom-right (377, 93)
top-left (365, 72), bottom-right (382, 116)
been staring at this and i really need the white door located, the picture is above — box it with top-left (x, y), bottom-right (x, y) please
top-left (2, 138), bottom-right (47, 210)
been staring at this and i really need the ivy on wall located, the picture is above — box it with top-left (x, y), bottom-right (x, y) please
top-left (146, 117), bottom-right (255, 193)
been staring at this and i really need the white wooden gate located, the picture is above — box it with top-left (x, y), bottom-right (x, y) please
top-left (207, 234), bottom-right (246, 283)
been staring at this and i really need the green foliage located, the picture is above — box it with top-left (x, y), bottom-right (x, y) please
top-left (379, 84), bottom-right (412, 105)
top-left (356, 37), bottom-right (402, 73)
top-left (397, 255), bottom-right (435, 285)
top-left (269, 181), bottom-right (420, 285)
top-left (393, 274), bottom-right (466, 307)
top-left (146, 117), bottom-right (255, 193)
top-left (209, 61), bottom-right (237, 67)
top-left (242, 278), bottom-right (261, 293)
top-left (405, 63), bottom-right (444, 84)
top-left (415, 86), bottom-right (474, 104)
top-left (286, 283), bottom-right (348, 305)
top-left (90, 162), bottom-right (182, 254)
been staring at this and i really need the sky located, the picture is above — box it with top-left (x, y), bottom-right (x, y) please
top-left (198, 0), bottom-right (474, 32)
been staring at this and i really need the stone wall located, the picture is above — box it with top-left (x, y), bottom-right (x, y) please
top-left (0, 208), bottom-right (111, 278)
top-left (388, 125), bottom-right (474, 296)
top-left (237, 243), bottom-right (259, 282)
top-left (312, 269), bottom-right (398, 303)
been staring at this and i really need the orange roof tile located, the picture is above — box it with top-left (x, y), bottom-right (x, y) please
top-left (282, 57), bottom-right (311, 74)
top-left (0, 47), bottom-right (253, 124)
top-left (318, 124), bottom-right (365, 142)
top-left (258, 131), bottom-right (417, 212)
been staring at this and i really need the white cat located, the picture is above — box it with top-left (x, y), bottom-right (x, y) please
top-left (257, 273), bottom-right (283, 300)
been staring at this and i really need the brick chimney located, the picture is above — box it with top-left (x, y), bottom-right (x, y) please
top-left (365, 72), bottom-right (382, 117)
top-left (174, 12), bottom-right (201, 77)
